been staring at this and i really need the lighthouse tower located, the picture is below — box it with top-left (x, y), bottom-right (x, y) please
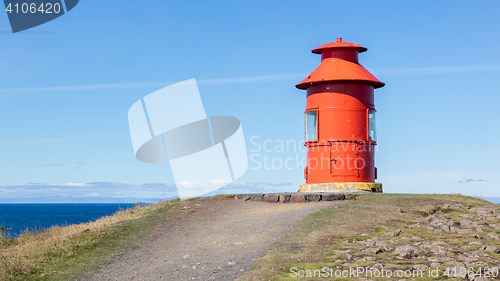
top-left (296, 38), bottom-right (385, 193)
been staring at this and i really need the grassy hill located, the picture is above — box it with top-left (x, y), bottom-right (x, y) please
top-left (1, 194), bottom-right (498, 281)
top-left (237, 194), bottom-right (500, 280)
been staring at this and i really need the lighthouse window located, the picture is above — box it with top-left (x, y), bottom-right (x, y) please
top-left (368, 109), bottom-right (376, 141)
top-left (305, 111), bottom-right (317, 141)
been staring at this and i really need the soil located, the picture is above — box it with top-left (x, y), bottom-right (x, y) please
top-left (82, 196), bottom-right (342, 280)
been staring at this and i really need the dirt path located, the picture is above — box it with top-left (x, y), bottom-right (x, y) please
top-left (83, 197), bottom-right (343, 280)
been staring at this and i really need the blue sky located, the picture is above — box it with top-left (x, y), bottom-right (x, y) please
top-left (1, 1), bottom-right (499, 202)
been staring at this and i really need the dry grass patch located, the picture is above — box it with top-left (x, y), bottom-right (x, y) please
top-left (0, 199), bottom-right (182, 281)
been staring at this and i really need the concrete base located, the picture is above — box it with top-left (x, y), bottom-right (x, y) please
top-left (300, 182), bottom-right (382, 193)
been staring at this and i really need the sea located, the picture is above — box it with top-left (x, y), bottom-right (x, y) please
top-left (0, 203), bottom-right (137, 238)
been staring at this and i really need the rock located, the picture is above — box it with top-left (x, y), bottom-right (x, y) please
top-left (394, 246), bottom-right (418, 259)
top-left (248, 193), bottom-right (264, 201)
top-left (279, 194), bottom-right (291, 203)
top-left (263, 194), bottom-right (279, 203)
top-left (305, 193), bottom-right (321, 202)
top-left (289, 194), bottom-right (306, 203)
top-left (430, 218), bottom-right (447, 228)
top-left (470, 207), bottom-right (492, 214)
top-left (365, 247), bottom-right (384, 254)
top-left (322, 194), bottom-right (345, 201)
top-left (441, 225), bottom-right (451, 231)
top-left (475, 226), bottom-right (487, 232)
top-left (430, 247), bottom-right (447, 257)
top-left (468, 234), bottom-right (483, 239)
top-left (460, 219), bottom-right (476, 229)
top-left (480, 245), bottom-right (500, 253)
top-left (487, 232), bottom-right (499, 239)
top-left (413, 264), bottom-right (428, 271)
top-left (448, 263), bottom-right (466, 278)
top-left (235, 194), bottom-right (243, 199)
top-left (490, 223), bottom-right (500, 229)
top-left (385, 229), bottom-right (403, 237)
top-left (461, 214), bottom-right (474, 219)
top-left (410, 236), bottom-right (421, 240)
top-left (464, 251), bottom-right (489, 258)
top-left (469, 241), bottom-right (483, 245)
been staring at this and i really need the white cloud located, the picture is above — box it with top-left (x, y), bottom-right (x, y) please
top-left (0, 181), bottom-right (295, 202)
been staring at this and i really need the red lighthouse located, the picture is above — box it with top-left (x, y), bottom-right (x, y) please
top-left (296, 38), bottom-right (384, 193)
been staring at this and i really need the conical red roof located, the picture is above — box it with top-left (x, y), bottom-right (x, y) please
top-left (295, 58), bottom-right (385, 90)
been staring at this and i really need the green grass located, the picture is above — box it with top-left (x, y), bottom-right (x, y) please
top-left (235, 193), bottom-right (495, 281)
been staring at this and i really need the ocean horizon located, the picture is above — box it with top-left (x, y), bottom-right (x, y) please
top-left (0, 203), bottom-right (139, 238)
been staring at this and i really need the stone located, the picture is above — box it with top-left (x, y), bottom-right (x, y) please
top-left (289, 194), bottom-right (306, 203)
top-left (464, 251), bottom-right (489, 258)
top-left (322, 193), bottom-right (345, 201)
top-left (470, 207), bottom-right (491, 214)
top-left (487, 232), bottom-right (499, 239)
top-left (490, 223), bottom-right (500, 229)
top-left (263, 194), bottom-right (279, 203)
top-left (480, 245), bottom-right (500, 253)
top-left (235, 194), bottom-right (243, 199)
top-left (365, 247), bottom-right (384, 254)
top-left (430, 247), bottom-right (447, 257)
top-left (305, 193), bottom-right (321, 202)
top-left (394, 246), bottom-right (418, 259)
top-left (279, 194), bottom-right (291, 203)
top-left (475, 226), bottom-right (487, 232)
top-left (460, 219), bottom-right (476, 229)
top-left (441, 225), bottom-right (451, 231)
top-left (385, 229), bottom-right (403, 237)
top-left (248, 193), bottom-right (264, 201)
top-left (430, 218), bottom-right (447, 228)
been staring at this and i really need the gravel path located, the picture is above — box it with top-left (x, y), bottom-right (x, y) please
top-left (83, 197), bottom-right (341, 280)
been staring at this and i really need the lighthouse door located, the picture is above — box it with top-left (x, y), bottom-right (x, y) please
top-left (329, 141), bottom-right (357, 181)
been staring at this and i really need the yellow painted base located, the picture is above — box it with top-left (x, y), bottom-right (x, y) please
top-left (300, 182), bottom-right (382, 193)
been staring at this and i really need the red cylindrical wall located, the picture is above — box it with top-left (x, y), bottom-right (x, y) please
top-left (296, 38), bottom-right (384, 185)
